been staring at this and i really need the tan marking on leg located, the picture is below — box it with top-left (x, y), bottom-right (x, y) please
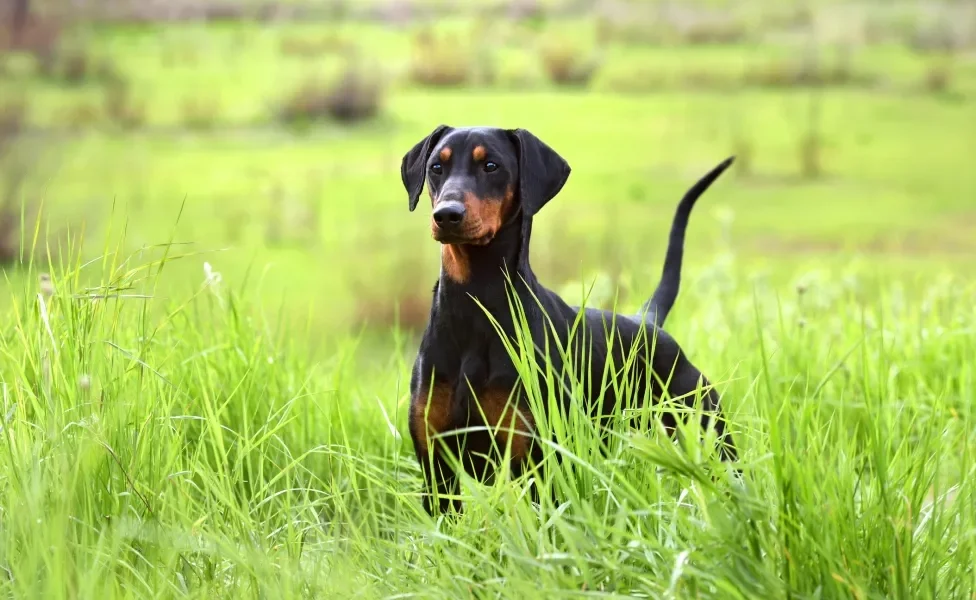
top-left (411, 382), bottom-right (455, 458)
top-left (477, 388), bottom-right (536, 462)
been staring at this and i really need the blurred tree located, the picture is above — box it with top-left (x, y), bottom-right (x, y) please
top-left (11, 0), bottom-right (31, 41)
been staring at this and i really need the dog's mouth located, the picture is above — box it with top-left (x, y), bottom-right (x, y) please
top-left (431, 227), bottom-right (495, 246)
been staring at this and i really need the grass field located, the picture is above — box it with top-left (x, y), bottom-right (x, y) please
top-left (1, 4), bottom-right (976, 598)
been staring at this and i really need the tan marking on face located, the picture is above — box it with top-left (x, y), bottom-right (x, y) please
top-left (476, 388), bottom-right (536, 462)
top-left (440, 244), bottom-right (470, 284)
top-left (472, 145), bottom-right (486, 162)
top-left (439, 147), bottom-right (452, 162)
top-left (459, 186), bottom-right (515, 243)
top-left (410, 382), bottom-right (455, 458)
top-left (430, 186), bottom-right (514, 248)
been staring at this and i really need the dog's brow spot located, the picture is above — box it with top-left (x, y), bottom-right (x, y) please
top-left (438, 147), bottom-right (452, 162)
top-left (472, 145), bottom-right (486, 161)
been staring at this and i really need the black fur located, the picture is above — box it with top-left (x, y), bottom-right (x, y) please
top-left (400, 126), bottom-right (737, 515)
top-left (640, 157), bottom-right (735, 327)
top-left (402, 124), bottom-right (451, 212)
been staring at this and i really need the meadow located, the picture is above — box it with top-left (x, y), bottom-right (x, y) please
top-left (1, 1), bottom-right (975, 597)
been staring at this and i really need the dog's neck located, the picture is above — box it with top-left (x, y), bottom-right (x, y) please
top-left (435, 216), bottom-right (530, 306)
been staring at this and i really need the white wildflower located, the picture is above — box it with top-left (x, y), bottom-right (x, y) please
top-left (202, 262), bottom-right (226, 309)
top-left (39, 273), bottom-right (55, 298)
top-left (203, 262), bottom-right (222, 287)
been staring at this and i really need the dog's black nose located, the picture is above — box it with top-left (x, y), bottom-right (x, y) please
top-left (432, 202), bottom-right (466, 228)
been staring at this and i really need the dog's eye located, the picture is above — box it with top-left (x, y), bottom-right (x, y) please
top-left (484, 161), bottom-right (498, 173)
top-left (430, 163), bottom-right (443, 175)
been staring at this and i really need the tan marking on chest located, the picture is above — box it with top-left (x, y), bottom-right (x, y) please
top-left (440, 244), bottom-right (470, 284)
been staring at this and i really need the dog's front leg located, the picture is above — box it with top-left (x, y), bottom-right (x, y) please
top-left (409, 364), bottom-right (465, 516)
top-left (419, 449), bottom-right (462, 516)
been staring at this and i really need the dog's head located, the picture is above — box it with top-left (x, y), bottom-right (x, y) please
top-left (400, 125), bottom-right (571, 246)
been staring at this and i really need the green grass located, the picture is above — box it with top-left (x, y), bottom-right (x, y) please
top-left (1, 13), bottom-right (975, 596)
top-left (5, 82), bottom-right (974, 332)
top-left (2, 18), bottom-right (974, 335)
top-left (1, 233), bottom-right (974, 598)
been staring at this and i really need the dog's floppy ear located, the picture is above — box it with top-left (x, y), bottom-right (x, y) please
top-left (508, 128), bottom-right (571, 216)
top-left (401, 124), bottom-right (451, 212)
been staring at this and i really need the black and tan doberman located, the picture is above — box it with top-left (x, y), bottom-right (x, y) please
top-left (400, 125), bottom-right (737, 515)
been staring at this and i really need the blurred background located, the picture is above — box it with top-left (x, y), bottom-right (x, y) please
top-left (1, 0), bottom-right (974, 341)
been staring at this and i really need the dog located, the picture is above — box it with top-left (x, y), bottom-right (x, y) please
top-left (400, 125), bottom-right (737, 515)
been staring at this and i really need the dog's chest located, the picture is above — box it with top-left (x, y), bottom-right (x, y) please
top-left (409, 380), bottom-right (535, 466)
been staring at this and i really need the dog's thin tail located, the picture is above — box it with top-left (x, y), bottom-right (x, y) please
top-left (640, 156), bottom-right (735, 327)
